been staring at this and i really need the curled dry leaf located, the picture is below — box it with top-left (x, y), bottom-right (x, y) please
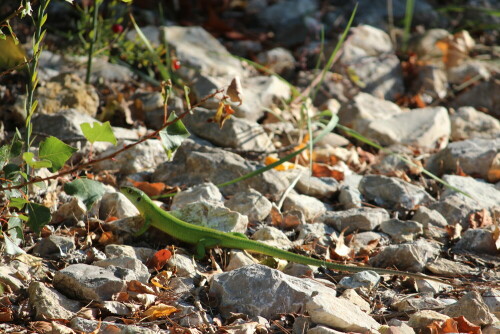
top-left (226, 77), bottom-right (243, 105)
top-left (127, 280), bottom-right (156, 294)
top-left (446, 223), bottom-right (462, 241)
top-left (142, 303), bottom-right (178, 320)
top-left (333, 229), bottom-right (353, 259)
top-left (147, 249), bottom-right (172, 271)
top-left (150, 271), bottom-right (172, 290)
top-left (208, 101), bottom-right (235, 129)
top-left (469, 209), bottom-right (493, 229)
top-left (428, 316), bottom-right (481, 334)
top-left (311, 163), bottom-right (344, 181)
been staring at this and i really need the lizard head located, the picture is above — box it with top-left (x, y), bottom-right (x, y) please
top-left (120, 186), bottom-right (149, 213)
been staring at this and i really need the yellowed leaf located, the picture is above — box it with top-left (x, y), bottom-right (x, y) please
top-left (264, 156), bottom-right (296, 171)
top-left (142, 304), bottom-right (178, 319)
top-left (150, 271), bottom-right (172, 290)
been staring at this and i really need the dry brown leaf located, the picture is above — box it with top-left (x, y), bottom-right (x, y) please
top-left (226, 77), bottom-right (243, 105)
top-left (487, 153), bottom-right (500, 183)
top-left (333, 229), bottom-right (353, 259)
top-left (311, 163), bottom-right (344, 181)
top-left (436, 30), bottom-right (474, 68)
top-left (208, 101), bottom-right (235, 129)
top-left (150, 271), bottom-right (172, 290)
top-left (128, 179), bottom-right (167, 197)
top-left (142, 303), bottom-right (178, 320)
top-left (147, 249), bottom-right (172, 271)
top-left (455, 316), bottom-right (481, 334)
top-left (446, 223), bottom-right (462, 240)
top-left (469, 209), bottom-right (493, 229)
top-left (127, 280), bottom-right (155, 294)
top-left (493, 226), bottom-right (500, 251)
top-left (29, 321), bottom-right (53, 333)
top-left (269, 204), bottom-right (283, 227)
top-left (98, 231), bottom-right (116, 246)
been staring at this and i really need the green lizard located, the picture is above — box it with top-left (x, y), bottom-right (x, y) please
top-left (121, 186), bottom-right (449, 284)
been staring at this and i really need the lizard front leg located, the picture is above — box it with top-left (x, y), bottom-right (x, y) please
top-left (195, 238), bottom-right (221, 259)
top-left (134, 216), bottom-right (153, 237)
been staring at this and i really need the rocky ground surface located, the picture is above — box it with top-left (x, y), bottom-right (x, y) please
top-left (0, 0), bottom-right (499, 333)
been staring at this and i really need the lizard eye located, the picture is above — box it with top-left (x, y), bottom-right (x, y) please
top-left (136, 197), bottom-right (142, 202)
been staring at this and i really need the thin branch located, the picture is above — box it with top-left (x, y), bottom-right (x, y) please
top-left (1, 88), bottom-right (224, 191)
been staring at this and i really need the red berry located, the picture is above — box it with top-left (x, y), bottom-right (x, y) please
top-left (112, 24), bottom-right (124, 34)
top-left (172, 59), bottom-right (181, 71)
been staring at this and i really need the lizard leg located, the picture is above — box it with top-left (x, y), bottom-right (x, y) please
top-left (195, 238), bottom-right (221, 259)
top-left (134, 216), bottom-right (153, 237)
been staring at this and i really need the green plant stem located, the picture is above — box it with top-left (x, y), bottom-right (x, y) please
top-left (24, 0), bottom-right (50, 182)
top-left (402, 0), bottom-right (415, 52)
top-left (216, 114), bottom-right (339, 189)
top-left (85, 0), bottom-right (101, 84)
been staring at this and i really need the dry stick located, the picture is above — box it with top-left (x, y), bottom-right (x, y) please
top-left (1, 89), bottom-right (224, 191)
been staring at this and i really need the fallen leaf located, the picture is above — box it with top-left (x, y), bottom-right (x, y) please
top-left (150, 271), bottom-right (172, 290)
top-left (208, 101), bottom-right (235, 128)
top-left (493, 226), bottom-right (500, 251)
top-left (0, 307), bottom-right (13, 322)
top-left (127, 280), bottom-right (155, 294)
top-left (29, 321), bottom-right (52, 333)
top-left (226, 77), bottom-right (243, 105)
top-left (142, 304), bottom-right (178, 319)
top-left (333, 229), bottom-right (353, 259)
top-left (446, 223), bottom-right (462, 240)
top-left (269, 204), bottom-right (283, 227)
top-left (312, 163), bottom-right (344, 181)
top-left (98, 231), bottom-right (116, 245)
top-left (455, 316), bottom-right (481, 334)
top-left (487, 153), bottom-right (500, 183)
top-left (128, 179), bottom-right (167, 197)
top-left (469, 209), bottom-right (493, 229)
top-left (265, 156), bottom-right (296, 171)
top-left (147, 249), bottom-right (172, 271)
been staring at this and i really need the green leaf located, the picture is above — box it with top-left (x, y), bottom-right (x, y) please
top-left (80, 122), bottom-right (117, 145)
top-left (27, 202), bottom-right (51, 235)
top-left (159, 113), bottom-right (190, 159)
top-left (64, 178), bottom-right (106, 210)
top-left (39, 136), bottom-right (78, 172)
top-left (9, 197), bottom-right (28, 210)
top-left (7, 214), bottom-right (24, 246)
top-left (23, 152), bottom-right (52, 169)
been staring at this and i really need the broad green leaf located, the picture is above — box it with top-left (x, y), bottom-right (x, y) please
top-left (2, 232), bottom-right (25, 255)
top-left (7, 214), bottom-right (24, 246)
top-left (64, 178), bottom-right (106, 210)
top-left (9, 197), bottom-right (28, 210)
top-left (159, 113), bottom-right (190, 159)
top-left (23, 152), bottom-right (52, 169)
top-left (39, 136), bottom-right (78, 172)
top-left (27, 202), bottom-right (51, 235)
top-left (10, 135), bottom-right (23, 157)
top-left (3, 163), bottom-right (21, 181)
top-left (80, 122), bottom-right (117, 145)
